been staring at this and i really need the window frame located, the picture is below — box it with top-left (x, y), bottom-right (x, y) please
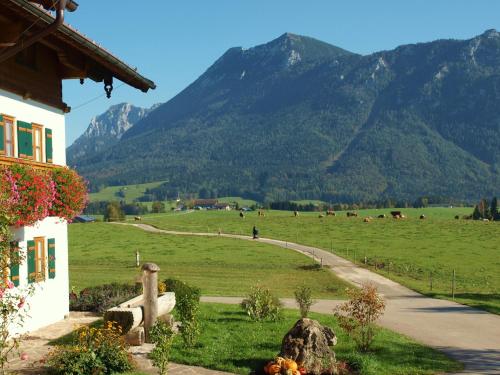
top-left (33, 237), bottom-right (46, 282)
top-left (31, 123), bottom-right (44, 163)
top-left (1, 114), bottom-right (16, 157)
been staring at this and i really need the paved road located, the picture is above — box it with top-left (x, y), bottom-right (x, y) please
top-left (121, 223), bottom-right (500, 375)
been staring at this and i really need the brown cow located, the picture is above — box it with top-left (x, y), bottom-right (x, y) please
top-left (134, 216), bottom-right (141, 221)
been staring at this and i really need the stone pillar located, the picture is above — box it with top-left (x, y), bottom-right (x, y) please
top-left (142, 262), bottom-right (160, 343)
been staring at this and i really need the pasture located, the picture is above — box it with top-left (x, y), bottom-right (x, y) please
top-left (88, 181), bottom-right (165, 203)
top-left (141, 207), bottom-right (500, 314)
top-left (68, 223), bottom-right (349, 298)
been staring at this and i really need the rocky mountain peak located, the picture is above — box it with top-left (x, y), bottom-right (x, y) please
top-left (67, 102), bottom-right (156, 165)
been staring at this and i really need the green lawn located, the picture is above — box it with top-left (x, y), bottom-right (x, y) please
top-left (52, 304), bottom-right (462, 375)
top-left (68, 223), bottom-right (349, 298)
top-left (143, 207), bottom-right (500, 314)
top-left (170, 303), bottom-right (461, 375)
top-left (88, 181), bottom-right (165, 203)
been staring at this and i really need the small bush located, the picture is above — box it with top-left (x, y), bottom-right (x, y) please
top-left (241, 284), bottom-right (283, 322)
top-left (149, 320), bottom-right (176, 375)
top-left (294, 285), bottom-right (314, 318)
top-left (164, 278), bottom-right (201, 347)
top-left (334, 283), bottom-right (386, 352)
top-left (70, 283), bottom-right (142, 313)
top-left (47, 321), bottom-right (132, 375)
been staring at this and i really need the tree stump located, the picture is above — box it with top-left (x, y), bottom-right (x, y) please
top-left (280, 318), bottom-right (337, 375)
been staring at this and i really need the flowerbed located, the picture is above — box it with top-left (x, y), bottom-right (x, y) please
top-left (0, 164), bottom-right (87, 226)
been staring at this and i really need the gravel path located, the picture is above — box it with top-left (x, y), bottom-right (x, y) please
top-left (123, 223), bottom-right (500, 375)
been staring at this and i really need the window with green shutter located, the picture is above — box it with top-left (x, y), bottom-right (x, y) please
top-left (48, 238), bottom-right (56, 279)
top-left (17, 121), bottom-right (33, 159)
top-left (45, 128), bottom-right (53, 163)
top-left (27, 240), bottom-right (36, 284)
top-left (9, 241), bottom-right (20, 287)
top-left (0, 115), bottom-right (4, 156)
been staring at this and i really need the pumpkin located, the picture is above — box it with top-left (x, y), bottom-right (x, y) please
top-left (267, 364), bottom-right (281, 375)
top-left (275, 357), bottom-right (285, 366)
top-left (283, 359), bottom-right (298, 372)
top-left (264, 361), bottom-right (274, 374)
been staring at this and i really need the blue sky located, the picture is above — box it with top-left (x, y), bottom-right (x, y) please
top-left (63, 0), bottom-right (500, 145)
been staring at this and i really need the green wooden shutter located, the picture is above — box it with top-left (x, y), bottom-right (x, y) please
top-left (27, 240), bottom-right (36, 284)
top-left (48, 238), bottom-right (56, 279)
top-left (45, 128), bottom-right (53, 163)
top-left (10, 241), bottom-right (20, 287)
top-left (17, 121), bottom-right (33, 159)
top-left (0, 115), bottom-right (4, 155)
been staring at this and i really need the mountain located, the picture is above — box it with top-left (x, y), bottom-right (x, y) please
top-left (73, 31), bottom-right (500, 202)
top-left (67, 103), bottom-right (156, 166)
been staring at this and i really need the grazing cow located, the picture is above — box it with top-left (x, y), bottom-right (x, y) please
top-left (363, 217), bottom-right (372, 223)
top-left (420, 214), bottom-right (426, 220)
top-left (293, 210), bottom-right (299, 217)
top-left (326, 210), bottom-right (336, 216)
top-left (454, 215), bottom-right (460, 220)
top-left (346, 212), bottom-right (358, 217)
top-left (319, 214), bottom-right (325, 218)
top-left (390, 211), bottom-right (402, 218)
top-left (239, 212), bottom-right (245, 218)
top-left (134, 216), bottom-right (141, 221)
top-left (378, 214), bottom-right (386, 219)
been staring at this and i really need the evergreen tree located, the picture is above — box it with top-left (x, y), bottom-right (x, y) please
top-left (472, 205), bottom-right (481, 220)
top-left (491, 197), bottom-right (499, 221)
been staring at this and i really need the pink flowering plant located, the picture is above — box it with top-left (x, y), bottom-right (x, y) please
top-left (0, 187), bottom-right (34, 374)
top-left (0, 163), bottom-right (86, 372)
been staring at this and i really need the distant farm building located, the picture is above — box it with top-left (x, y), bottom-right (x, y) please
top-left (193, 199), bottom-right (218, 209)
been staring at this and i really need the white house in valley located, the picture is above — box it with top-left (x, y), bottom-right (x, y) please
top-left (0, 0), bottom-right (155, 333)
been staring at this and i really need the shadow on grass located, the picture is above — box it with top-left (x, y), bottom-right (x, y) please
top-left (297, 264), bottom-right (322, 271)
top-left (424, 292), bottom-right (500, 315)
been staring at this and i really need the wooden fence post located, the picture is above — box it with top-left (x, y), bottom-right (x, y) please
top-left (452, 269), bottom-right (456, 300)
top-left (142, 263), bottom-right (160, 343)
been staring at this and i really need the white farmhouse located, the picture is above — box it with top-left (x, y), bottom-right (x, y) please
top-left (0, 0), bottom-right (155, 333)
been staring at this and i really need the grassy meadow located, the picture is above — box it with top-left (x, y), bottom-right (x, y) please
top-left (68, 223), bottom-right (349, 298)
top-left (88, 181), bottom-right (165, 203)
top-left (140, 207), bottom-right (500, 314)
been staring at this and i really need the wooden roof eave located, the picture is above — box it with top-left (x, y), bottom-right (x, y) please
top-left (7, 0), bottom-right (156, 93)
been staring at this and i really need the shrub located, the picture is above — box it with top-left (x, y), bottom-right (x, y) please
top-left (47, 321), bottom-right (133, 375)
top-left (334, 284), bottom-right (386, 352)
top-left (294, 285), bottom-right (314, 318)
top-left (241, 284), bottom-right (283, 322)
top-left (149, 320), bottom-right (176, 375)
top-left (164, 278), bottom-right (201, 347)
top-left (70, 283), bottom-right (142, 313)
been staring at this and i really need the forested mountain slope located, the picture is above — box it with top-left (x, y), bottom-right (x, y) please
top-left (71, 31), bottom-right (500, 202)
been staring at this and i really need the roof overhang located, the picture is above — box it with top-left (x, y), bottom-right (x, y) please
top-left (29, 0), bottom-right (79, 12)
top-left (4, 0), bottom-right (156, 93)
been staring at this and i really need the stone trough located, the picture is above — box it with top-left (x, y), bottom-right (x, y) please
top-left (104, 263), bottom-right (176, 346)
